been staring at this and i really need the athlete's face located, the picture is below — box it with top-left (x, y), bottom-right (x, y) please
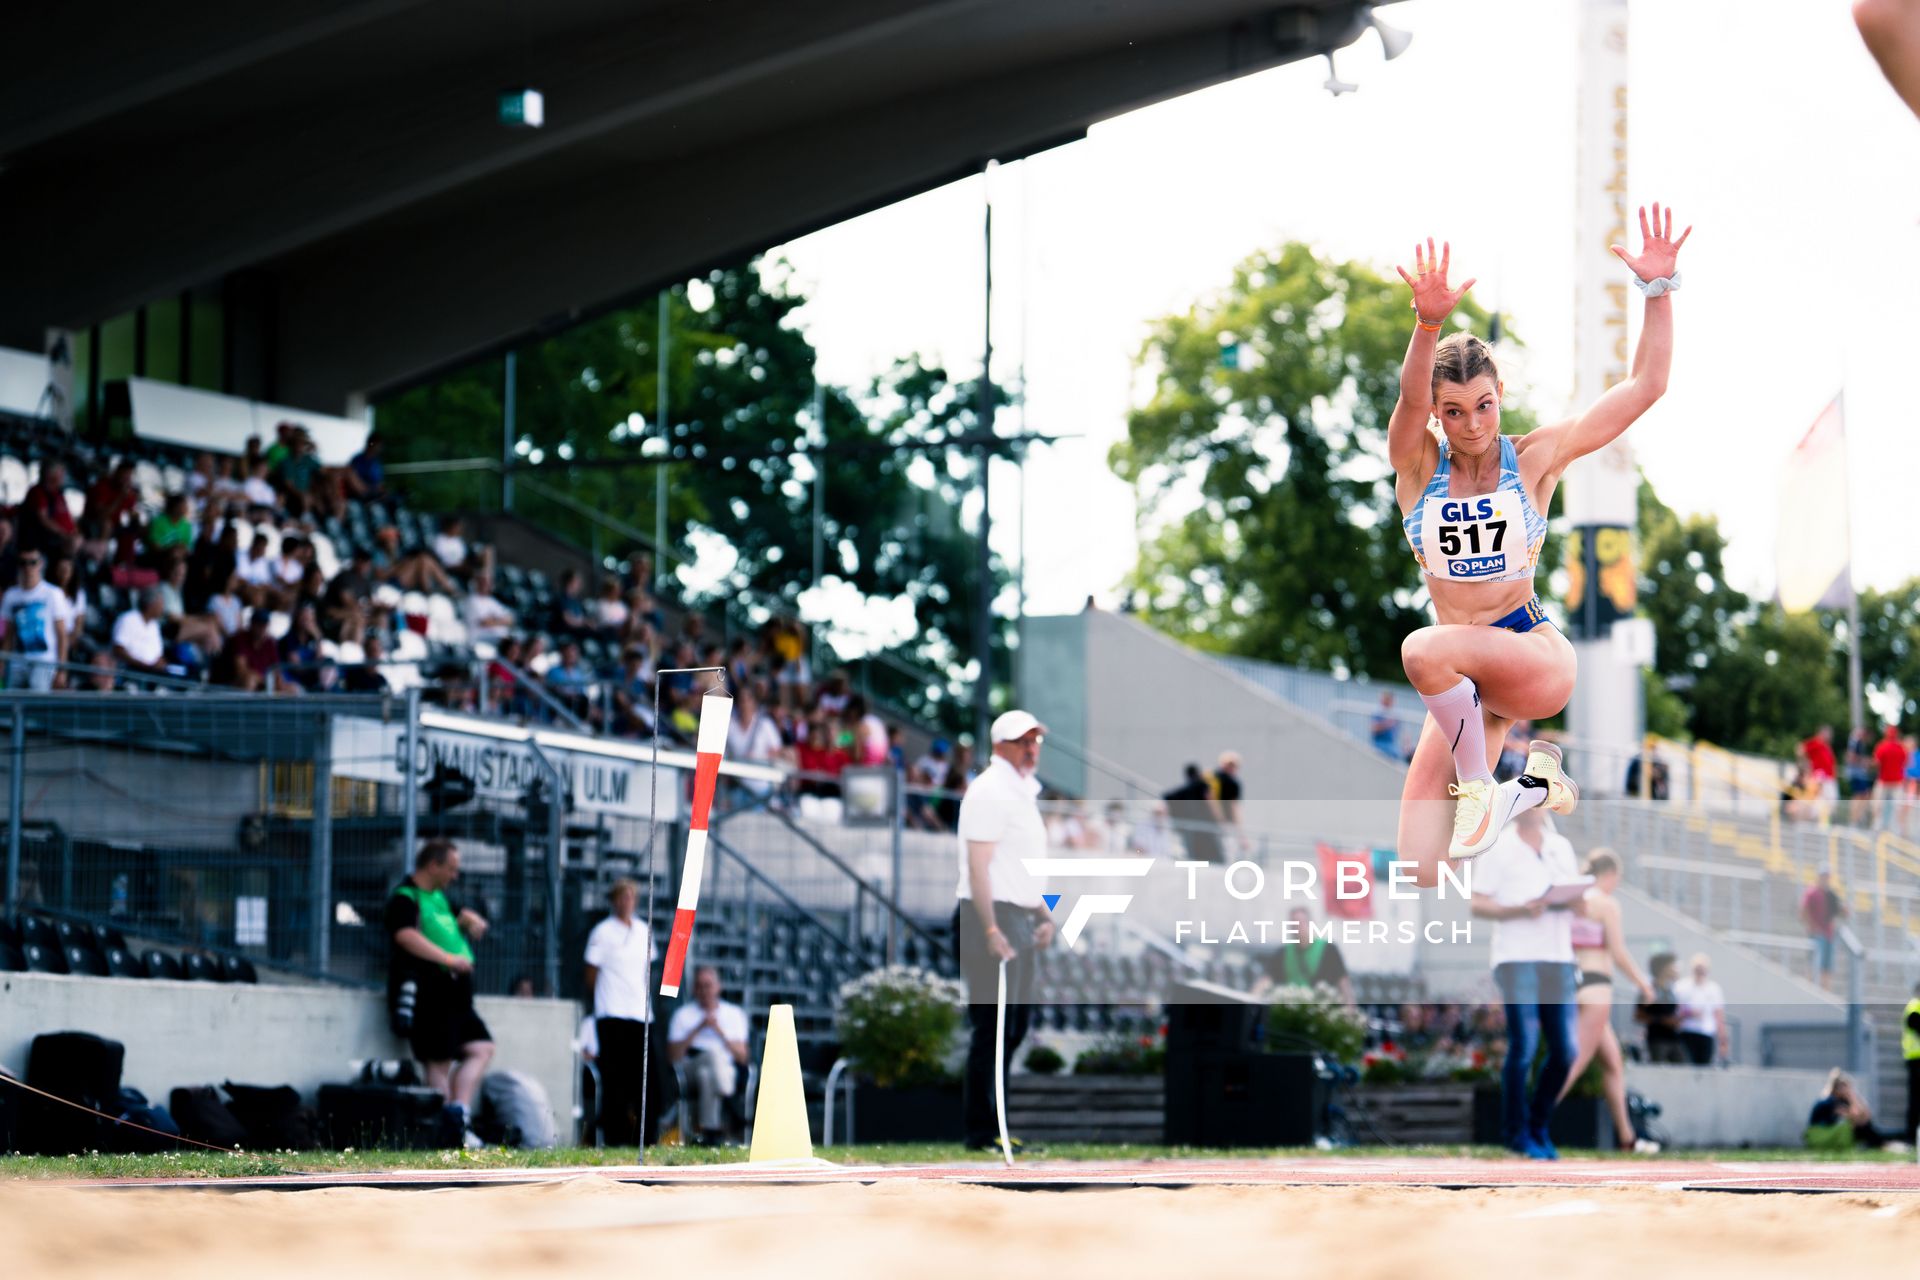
top-left (1433, 376), bottom-right (1503, 457)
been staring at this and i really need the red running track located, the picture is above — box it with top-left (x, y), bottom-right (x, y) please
top-left (51, 1156), bottom-right (1920, 1196)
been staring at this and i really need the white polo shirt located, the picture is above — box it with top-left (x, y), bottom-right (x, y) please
top-left (1471, 823), bottom-right (1579, 968)
top-left (954, 755), bottom-right (1046, 908)
top-left (667, 999), bottom-right (750, 1057)
top-left (583, 915), bottom-right (654, 1022)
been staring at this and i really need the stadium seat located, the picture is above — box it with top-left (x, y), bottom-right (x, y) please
top-left (22, 942), bottom-right (66, 974)
top-left (0, 940), bottom-right (22, 972)
top-left (64, 944), bottom-right (107, 977)
top-left (105, 947), bottom-right (146, 979)
top-left (182, 953), bottom-right (218, 982)
top-left (52, 918), bottom-right (88, 951)
top-left (0, 913), bottom-right (17, 949)
top-left (220, 954), bottom-right (259, 984)
top-left (144, 949), bottom-right (184, 981)
top-left (90, 922), bottom-right (128, 955)
top-left (18, 915), bottom-right (56, 953)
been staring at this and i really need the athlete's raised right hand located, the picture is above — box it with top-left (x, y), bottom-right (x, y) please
top-left (1395, 238), bottom-right (1477, 325)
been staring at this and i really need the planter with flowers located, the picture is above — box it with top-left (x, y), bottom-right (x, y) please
top-left (832, 966), bottom-right (969, 1143)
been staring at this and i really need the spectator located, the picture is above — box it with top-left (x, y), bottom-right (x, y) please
top-left (611, 647), bottom-right (657, 735)
top-left (1904, 737), bottom-right (1920, 838)
top-left (914, 737), bottom-right (953, 791)
top-left (184, 451), bottom-right (217, 501)
top-left (1781, 764), bottom-right (1821, 822)
top-left (237, 532), bottom-right (278, 601)
top-left (145, 492), bottom-right (197, 559)
top-left (1369, 692), bottom-right (1399, 758)
top-left (277, 604), bottom-right (326, 688)
top-left (320, 549), bottom-right (374, 644)
top-left (156, 554), bottom-right (223, 662)
top-left (768, 617), bottom-right (810, 709)
top-left (794, 711), bottom-right (850, 798)
top-left (1254, 906), bottom-right (1355, 1006)
top-left (0, 514), bottom-right (18, 591)
top-left (461, 572), bottom-right (515, 646)
top-left (79, 650), bottom-right (118, 693)
top-left (347, 432), bottom-right (386, 499)
top-left (2, 550), bottom-right (69, 690)
top-left (1164, 763), bottom-right (1223, 864)
top-left (221, 608), bottom-right (283, 691)
top-left (1469, 805), bottom-right (1581, 1159)
top-left (342, 632), bottom-right (392, 693)
top-left (1800, 724), bottom-right (1839, 821)
top-left (1213, 751), bottom-right (1245, 856)
top-left (545, 640), bottom-right (595, 717)
top-left (592, 578), bottom-right (629, 639)
top-left (370, 525), bottom-right (459, 596)
top-left (1807, 1069), bottom-right (1902, 1150)
top-left (1903, 978), bottom-right (1920, 1145)
top-left (20, 461), bottom-right (79, 558)
top-left (1673, 952), bottom-right (1730, 1066)
top-left (1798, 870), bottom-right (1846, 992)
top-left (1637, 952), bottom-right (1687, 1064)
top-left (814, 671), bottom-right (851, 717)
top-left (937, 743), bottom-right (974, 829)
top-left (584, 879), bottom-right (676, 1146)
top-left (384, 839), bottom-right (494, 1148)
top-left (725, 686), bottom-right (784, 800)
top-left (111, 588), bottom-right (169, 677)
top-left (1844, 724), bottom-right (1875, 826)
top-left (432, 516), bottom-right (475, 579)
top-left (44, 557), bottom-right (83, 659)
top-left (666, 965), bottom-right (750, 1144)
top-left (241, 457), bottom-right (277, 509)
top-left (846, 696), bottom-right (888, 767)
top-left (81, 460), bottom-right (139, 555)
top-left (1873, 723), bottom-right (1908, 830)
top-left (619, 550), bottom-right (653, 599)
top-left (550, 570), bottom-right (592, 637)
top-left (1624, 737), bottom-right (1671, 801)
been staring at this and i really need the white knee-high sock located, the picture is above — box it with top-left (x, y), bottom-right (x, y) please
top-left (1419, 676), bottom-right (1494, 785)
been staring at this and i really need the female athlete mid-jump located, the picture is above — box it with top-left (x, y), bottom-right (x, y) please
top-left (1390, 205), bottom-right (1690, 884)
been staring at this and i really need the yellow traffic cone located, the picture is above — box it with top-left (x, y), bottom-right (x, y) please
top-left (748, 1003), bottom-right (814, 1163)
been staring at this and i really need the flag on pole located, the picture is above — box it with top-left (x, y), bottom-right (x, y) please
top-left (1776, 394), bottom-right (1852, 613)
top-left (659, 692), bottom-right (733, 997)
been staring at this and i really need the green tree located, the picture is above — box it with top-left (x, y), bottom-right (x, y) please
top-left (374, 261), bottom-right (1014, 729)
top-left (1111, 242), bottom-right (1534, 678)
top-left (1635, 479), bottom-right (1849, 755)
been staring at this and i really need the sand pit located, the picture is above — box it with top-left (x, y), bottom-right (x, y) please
top-left (5, 1174), bottom-right (1920, 1280)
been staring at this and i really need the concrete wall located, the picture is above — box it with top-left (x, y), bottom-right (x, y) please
top-left (1073, 610), bottom-right (1408, 846)
top-left (0, 972), bottom-right (577, 1141)
top-left (1624, 1064), bottom-right (1830, 1148)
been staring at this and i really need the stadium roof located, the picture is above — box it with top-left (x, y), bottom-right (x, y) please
top-left (1, 1), bottom-right (1393, 408)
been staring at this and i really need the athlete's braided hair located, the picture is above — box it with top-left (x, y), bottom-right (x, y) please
top-left (1431, 330), bottom-right (1500, 399)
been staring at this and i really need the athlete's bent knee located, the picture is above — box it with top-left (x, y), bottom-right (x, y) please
top-left (1401, 629), bottom-right (1447, 690)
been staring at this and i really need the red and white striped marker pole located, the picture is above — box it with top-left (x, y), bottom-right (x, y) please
top-left (658, 690), bottom-right (733, 997)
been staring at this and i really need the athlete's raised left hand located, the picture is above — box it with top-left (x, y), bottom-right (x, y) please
top-left (1610, 202), bottom-right (1691, 282)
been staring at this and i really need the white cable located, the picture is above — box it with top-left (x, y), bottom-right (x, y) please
top-left (995, 957), bottom-right (1013, 1167)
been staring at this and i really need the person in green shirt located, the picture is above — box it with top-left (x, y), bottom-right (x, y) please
top-left (145, 493), bottom-right (196, 558)
top-left (1254, 907), bottom-right (1355, 1007)
top-left (385, 839), bottom-right (494, 1146)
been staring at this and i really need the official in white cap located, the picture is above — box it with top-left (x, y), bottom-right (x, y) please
top-left (955, 708), bottom-right (1053, 1151)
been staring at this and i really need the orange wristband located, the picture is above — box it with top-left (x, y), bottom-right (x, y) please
top-left (1416, 318), bottom-right (1442, 333)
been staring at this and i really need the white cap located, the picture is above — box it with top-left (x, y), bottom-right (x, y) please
top-left (990, 709), bottom-right (1048, 743)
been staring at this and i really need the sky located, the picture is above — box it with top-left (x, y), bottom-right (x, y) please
top-left (766, 0), bottom-right (1920, 622)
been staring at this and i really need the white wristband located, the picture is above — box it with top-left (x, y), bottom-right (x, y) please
top-left (1632, 271), bottom-right (1681, 297)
